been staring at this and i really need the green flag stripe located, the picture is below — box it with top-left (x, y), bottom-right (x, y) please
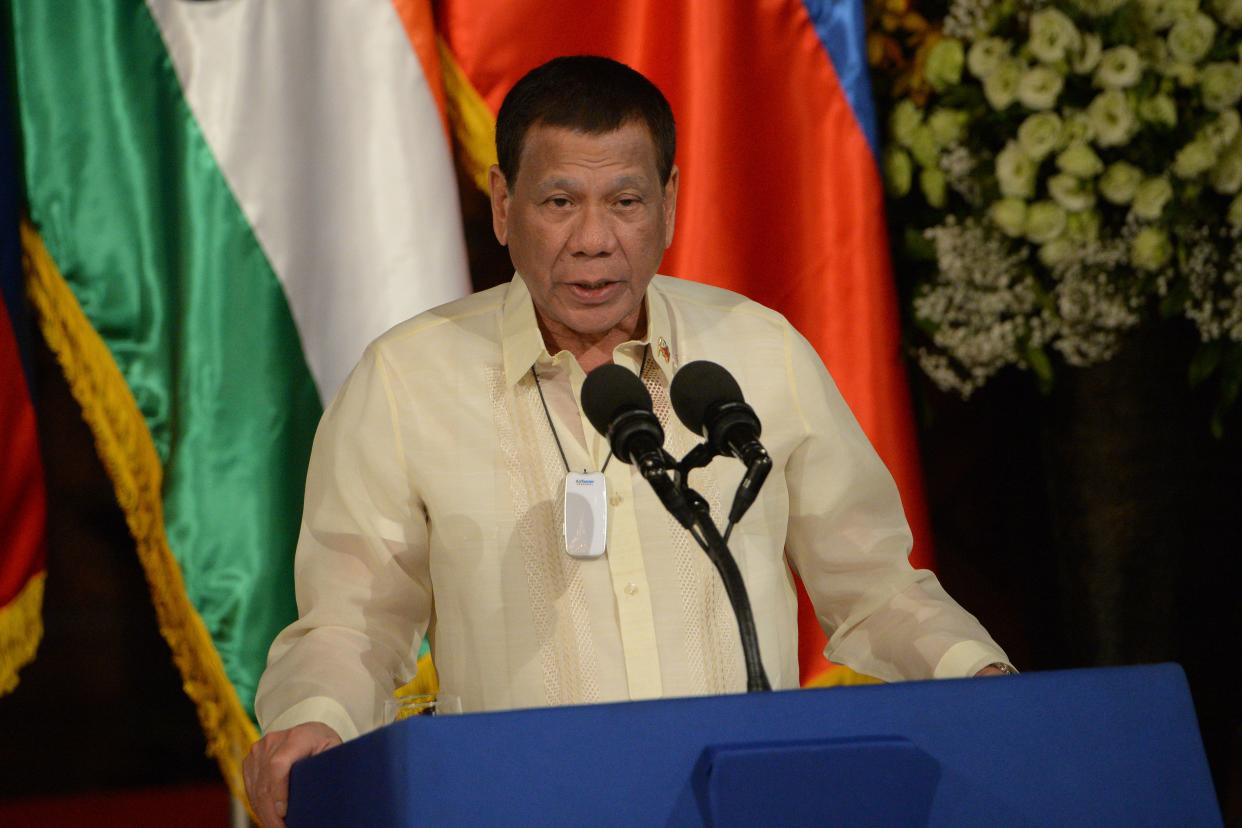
top-left (11, 1), bottom-right (316, 719)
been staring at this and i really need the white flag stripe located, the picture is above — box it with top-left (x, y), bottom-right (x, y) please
top-left (147, 0), bottom-right (470, 402)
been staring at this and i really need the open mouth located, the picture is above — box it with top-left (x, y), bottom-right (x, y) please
top-left (566, 281), bottom-right (623, 304)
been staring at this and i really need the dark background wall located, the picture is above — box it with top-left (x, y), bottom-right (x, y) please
top-left (1, 173), bottom-right (1239, 823)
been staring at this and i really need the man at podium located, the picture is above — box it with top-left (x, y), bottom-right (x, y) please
top-left (243, 56), bottom-right (1013, 826)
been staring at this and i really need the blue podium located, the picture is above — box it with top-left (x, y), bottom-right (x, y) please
top-left (287, 664), bottom-right (1221, 826)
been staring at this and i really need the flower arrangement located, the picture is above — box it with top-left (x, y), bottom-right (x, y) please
top-left (881, 0), bottom-right (1242, 430)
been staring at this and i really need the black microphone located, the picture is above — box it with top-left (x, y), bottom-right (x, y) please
top-left (670, 360), bottom-right (772, 525)
top-left (581, 364), bottom-right (694, 527)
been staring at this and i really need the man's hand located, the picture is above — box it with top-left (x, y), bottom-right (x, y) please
top-left (975, 663), bottom-right (1017, 677)
top-left (243, 721), bottom-right (342, 827)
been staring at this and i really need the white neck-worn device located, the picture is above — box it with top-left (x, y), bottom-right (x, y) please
top-left (564, 471), bottom-right (608, 558)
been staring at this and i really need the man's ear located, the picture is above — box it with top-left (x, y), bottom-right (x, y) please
top-left (489, 165), bottom-right (510, 246)
top-left (662, 165), bottom-right (679, 249)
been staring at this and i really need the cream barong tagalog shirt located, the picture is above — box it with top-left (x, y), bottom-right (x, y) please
top-left (255, 274), bottom-right (1008, 741)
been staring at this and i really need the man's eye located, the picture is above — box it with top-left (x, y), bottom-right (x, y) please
top-left (616, 197), bottom-right (641, 208)
top-left (547, 197), bottom-right (572, 208)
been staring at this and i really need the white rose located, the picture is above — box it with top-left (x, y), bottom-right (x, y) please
top-left (1067, 210), bottom-right (1102, 242)
top-left (1132, 176), bottom-right (1174, 219)
top-left (1099, 161), bottom-right (1144, 204)
top-left (1017, 112), bottom-right (1064, 160)
top-left (1139, 95), bottom-right (1179, 127)
top-left (890, 99), bottom-right (923, 148)
top-left (1018, 65), bottom-right (1065, 110)
top-left (1039, 238), bottom-right (1076, 267)
top-left (909, 124), bottom-right (940, 168)
top-left (928, 108), bottom-right (969, 146)
top-left (1094, 47), bottom-right (1144, 89)
top-left (1167, 13), bottom-right (1217, 65)
top-left (920, 167), bottom-right (948, 207)
top-left (1198, 110), bottom-right (1241, 151)
top-left (989, 198), bottom-right (1028, 237)
top-left (1209, 0), bottom-right (1242, 27)
top-left (1072, 34), bottom-right (1104, 74)
top-left (926, 38), bottom-right (966, 91)
top-left (1056, 142), bottom-right (1105, 177)
top-left (1029, 9), bottom-right (1081, 64)
top-left (1130, 226), bottom-right (1172, 271)
top-left (1060, 110), bottom-right (1097, 147)
top-left (1087, 89), bottom-right (1137, 146)
top-left (1048, 174), bottom-right (1098, 211)
top-left (1025, 200), bottom-right (1068, 243)
top-left (1210, 142), bottom-right (1242, 193)
top-left (1199, 62), bottom-right (1242, 112)
top-left (1163, 61), bottom-right (1200, 87)
top-left (883, 146), bottom-right (914, 196)
top-left (996, 140), bottom-right (1037, 198)
top-left (1228, 192), bottom-right (1242, 227)
top-left (984, 59), bottom-right (1023, 110)
top-left (1173, 139), bottom-right (1219, 177)
top-left (1140, 0), bottom-right (1199, 31)
top-left (968, 38), bottom-right (1010, 79)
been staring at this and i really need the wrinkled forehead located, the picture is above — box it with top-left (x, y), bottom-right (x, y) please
top-left (514, 119), bottom-right (661, 184)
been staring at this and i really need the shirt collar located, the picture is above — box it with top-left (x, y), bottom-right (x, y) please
top-left (501, 272), bottom-right (677, 387)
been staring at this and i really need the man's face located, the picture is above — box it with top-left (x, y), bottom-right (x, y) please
top-left (489, 121), bottom-right (678, 342)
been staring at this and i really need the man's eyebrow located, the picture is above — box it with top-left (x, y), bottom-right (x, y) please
top-left (536, 177), bottom-right (580, 194)
top-left (610, 174), bottom-right (651, 190)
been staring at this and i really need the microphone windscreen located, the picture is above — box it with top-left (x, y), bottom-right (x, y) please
top-left (581, 363), bottom-right (654, 438)
top-left (670, 361), bottom-right (744, 436)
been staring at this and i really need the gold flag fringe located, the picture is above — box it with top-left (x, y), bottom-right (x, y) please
top-left (21, 220), bottom-right (258, 806)
top-left (439, 36), bottom-right (499, 195)
top-left (804, 663), bottom-right (883, 688)
top-left (0, 571), bottom-right (45, 695)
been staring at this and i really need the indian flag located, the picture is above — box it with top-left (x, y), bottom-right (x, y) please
top-left (6, 0), bottom-right (468, 799)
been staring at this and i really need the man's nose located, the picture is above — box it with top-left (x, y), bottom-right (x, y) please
top-left (569, 202), bottom-right (617, 257)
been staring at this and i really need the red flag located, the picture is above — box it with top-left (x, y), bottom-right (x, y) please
top-left (1, 72), bottom-right (47, 690)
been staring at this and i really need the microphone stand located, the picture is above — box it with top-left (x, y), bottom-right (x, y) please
top-left (671, 447), bottom-right (772, 693)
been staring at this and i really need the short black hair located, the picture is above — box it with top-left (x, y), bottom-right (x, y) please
top-left (495, 55), bottom-right (676, 188)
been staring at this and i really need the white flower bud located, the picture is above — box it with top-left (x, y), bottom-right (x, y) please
top-left (995, 140), bottom-right (1037, 198)
top-left (1018, 66), bottom-right (1065, 111)
top-left (989, 198), bottom-right (1028, 237)
top-left (1017, 112), bottom-right (1064, 160)
top-left (1094, 47), bottom-right (1144, 89)
top-left (1130, 226), bottom-right (1172, 271)
top-left (1167, 13), bottom-right (1217, 65)
top-left (1029, 9), bottom-right (1081, 64)
top-left (1087, 89), bottom-right (1137, 146)
top-left (1048, 174), bottom-right (1098, 211)
top-left (1132, 176), bottom-right (1174, 219)
top-left (1025, 200), bottom-right (1068, 243)
top-left (1099, 162), bottom-right (1144, 204)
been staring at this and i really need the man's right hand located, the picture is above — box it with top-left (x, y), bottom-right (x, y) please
top-left (243, 721), bottom-right (342, 827)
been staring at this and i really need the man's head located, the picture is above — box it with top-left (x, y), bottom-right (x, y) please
top-left (495, 55), bottom-right (676, 189)
top-left (490, 56), bottom-right (679, 355)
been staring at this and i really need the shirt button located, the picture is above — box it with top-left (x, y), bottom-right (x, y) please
top-left (609, 494), bottom-right (623, 507)
top-left (624, 582), bottom-right (639, 596)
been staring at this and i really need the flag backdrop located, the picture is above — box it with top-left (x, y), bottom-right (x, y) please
top-left (435, 0), bottom-right (933, 685)
top-left (0, 50), bottom-right (47, 697)
top-left (5, 0), bottom-right (468, 798)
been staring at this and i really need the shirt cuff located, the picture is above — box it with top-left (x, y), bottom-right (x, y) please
top-left (262, 696), bottom-right (360, 742)
top-left (933, 640), bottom-right (1011, 679)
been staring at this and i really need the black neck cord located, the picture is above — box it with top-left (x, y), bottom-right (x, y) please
top-left (530, 345), bottom-right (651, 474)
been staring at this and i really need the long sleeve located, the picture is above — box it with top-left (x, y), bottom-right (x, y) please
top-left (781, 328), bottom-right (1009, 682)
top-left (254, 344), bottom-right (431, 741)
